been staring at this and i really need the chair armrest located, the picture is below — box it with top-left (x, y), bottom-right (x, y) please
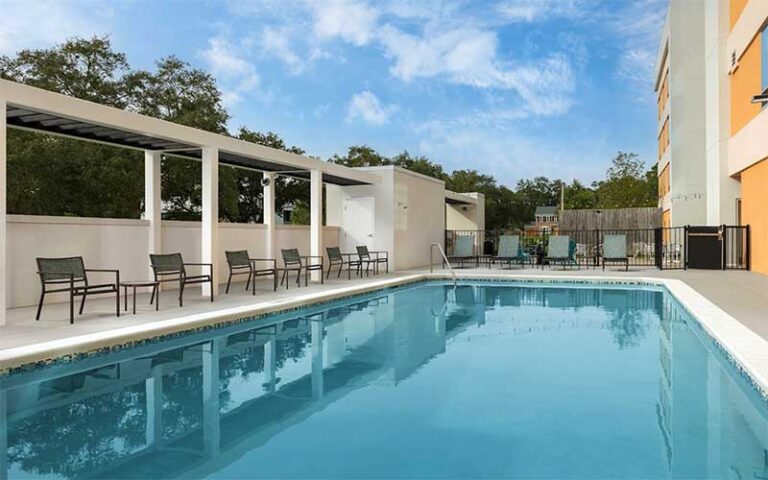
top-left (183, 262), bottom-right (213, 267)
top-left (250, 258), bottom-right (276, 265)
top-left (300, 255), bottom-right (324, 259)
top-left (369, 251), bottom-right (388, 259)
top-left (85, 268), bottom-right (120, 284)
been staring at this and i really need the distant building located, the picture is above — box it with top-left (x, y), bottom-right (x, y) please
top-left (524, 206), bottom-right (559, 235)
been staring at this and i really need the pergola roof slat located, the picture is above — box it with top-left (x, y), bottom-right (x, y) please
top-left (2, 79), bottom-right (378, 186)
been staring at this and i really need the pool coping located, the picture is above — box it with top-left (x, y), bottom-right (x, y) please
top-left (2, 272), bottom-right (767, 402)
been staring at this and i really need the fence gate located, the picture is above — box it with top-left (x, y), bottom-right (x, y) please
top-left (686, 226), bottom-right (722, 269)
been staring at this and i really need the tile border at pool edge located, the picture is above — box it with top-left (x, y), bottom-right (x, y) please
top-left (2, 272), bottom-right (768, 404)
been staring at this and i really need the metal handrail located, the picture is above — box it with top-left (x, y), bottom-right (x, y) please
top-left (430, 243), bottom-right (456, 286)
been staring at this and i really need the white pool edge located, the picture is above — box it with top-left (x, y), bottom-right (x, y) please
top-left (2, 272), bottom-right (768, 401)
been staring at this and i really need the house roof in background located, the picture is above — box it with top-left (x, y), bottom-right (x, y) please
top-left (535, 206), bottom-right (559, 216)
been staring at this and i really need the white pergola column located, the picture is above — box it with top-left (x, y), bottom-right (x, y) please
top-left (202, 339), bottom-right (221, 456)
top-left (201, 147), bottom-right (219, 297)
top-left (0, 98), bottom-right (6, 327)
top-left (144, 151), bottom-right (162, 279)
top-left (310, 169), bottom-right (323, 282)
top-left (145, 366), bottom-right (164, 448)
top-left (263, 172), bottom-right (276, 260)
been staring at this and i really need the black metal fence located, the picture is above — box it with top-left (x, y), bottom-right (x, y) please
top-left (445, 225), bottom-right (750, 271)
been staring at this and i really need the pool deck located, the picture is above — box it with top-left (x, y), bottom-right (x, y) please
top-left (3, 266), bottom-right (768, 383)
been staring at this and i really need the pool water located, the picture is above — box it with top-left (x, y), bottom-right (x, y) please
top-left (2, 282), bottom-right (768, 479)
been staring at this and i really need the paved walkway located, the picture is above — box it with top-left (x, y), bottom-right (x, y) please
top-left (2, 266), bottom-right (768, 352)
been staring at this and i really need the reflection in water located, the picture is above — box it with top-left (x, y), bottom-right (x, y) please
top-left (1, 284), bottom-right (767, 479)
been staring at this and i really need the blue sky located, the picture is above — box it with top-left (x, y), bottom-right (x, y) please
top-left (0, 0), bottom-right (667, 187)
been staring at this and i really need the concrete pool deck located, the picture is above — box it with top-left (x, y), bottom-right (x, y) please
top-left (2, 266), bottom-right (768, 385)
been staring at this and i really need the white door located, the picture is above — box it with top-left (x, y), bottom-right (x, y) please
top-left (343, 197), bottom-right (374, 252)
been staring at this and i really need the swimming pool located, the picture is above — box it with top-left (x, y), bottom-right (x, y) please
top-left (2, 281), bottom-right (767, 479)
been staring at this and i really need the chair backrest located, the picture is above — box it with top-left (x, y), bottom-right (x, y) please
top-left (281, 248), bottom-right (302, 267)
top-left (36, 257), bottom-right (87, 283)
top-left (603, 235), bottom-right (627, 259)
top-left (327, 247), bottom-right (342, 261)
top-left (454, 235), bottom-right (475, 257)
top-left (226, 250), bottom-right (251, 268)
top-left (497, 235), bottom-right (520, 258)
top-left (547, 236), bottom-right (569, 258)
top-left (150, 253), bottom-right (184, 275)
top-left (356, 245), bottom-right (370, 260)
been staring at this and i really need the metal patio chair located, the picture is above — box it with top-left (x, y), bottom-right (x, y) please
top-left (149, 253), bottom-right (213, 307)
top-left (280, 248), bottom-right (324, 288)
top-left (356, 245), bottom-right (389, 275)
top-left (225, 250), bottom-right (277, 295)
top-left (35, 256), bottom-right (120, 324)
top-left (326, 247), bottom-right (362, 280)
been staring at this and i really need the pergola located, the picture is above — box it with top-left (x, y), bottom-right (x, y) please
top-left (0, 79), bottom-right (378, 325)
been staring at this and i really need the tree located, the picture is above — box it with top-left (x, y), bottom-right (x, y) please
top-left (564, 180), bottom-right (598, 209)
top-left (594, 152), bottom-right (656, 209)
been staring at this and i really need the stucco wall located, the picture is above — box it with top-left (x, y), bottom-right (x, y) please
top-left (6, 215), bottom-right (338, 308)
top-left (740, 158), bottom-right (768, 273)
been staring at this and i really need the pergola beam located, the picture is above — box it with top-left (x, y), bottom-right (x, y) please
top-left (310, 169), bottom-right (323, 282)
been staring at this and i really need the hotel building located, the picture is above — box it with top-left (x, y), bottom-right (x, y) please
top-left (655, 0), bottom-right (768, 272)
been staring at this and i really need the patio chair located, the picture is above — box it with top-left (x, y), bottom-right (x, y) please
top-left (602, 234), bottom-right (629, 271)
top-left (225, 250), bottom-right (277, 295)
top-left (149, 253), bottom-right (213, 307)
top-left (356, 245), bottom-right (389, 275)
top-left (326, 247), bottom-right (362, 280)
top-left (35, 256), bottom-right (120, 324)
top-left (280, 248), bottom-right (324, 288)
top-left (543, 235), bottom-right (579, 269)
top-left (495, 235), bottom-right (525, 268)
top-left (448, 235), bottom-right (479, 268)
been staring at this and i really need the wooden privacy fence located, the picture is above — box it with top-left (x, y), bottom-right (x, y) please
top-left (559, 207), bottom-right (662, 231)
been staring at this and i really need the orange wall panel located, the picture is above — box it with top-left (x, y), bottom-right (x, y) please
top-left (730, 0), bottom-right (749, 31)
top-left (730, 34), bottom-right (763, 136)
top-left (741, 157), bottom-right (768, 273)
top-left (658, 164), bottom-right (670, 198)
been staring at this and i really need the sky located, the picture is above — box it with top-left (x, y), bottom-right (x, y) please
top-left (0, 0), bottom-right (668, 187)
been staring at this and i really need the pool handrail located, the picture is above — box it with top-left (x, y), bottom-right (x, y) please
top-left (430, 243), bottom-right (457, 286)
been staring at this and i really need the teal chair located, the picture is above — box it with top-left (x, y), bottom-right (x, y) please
top-left (495, 235), bottom-right (526, 268)
top-left (448, 235), bottom-right (478, 268)
top-left (602, 234), bottom-right (629, 271)
top-left (543, 236), bottom-right (579, 269)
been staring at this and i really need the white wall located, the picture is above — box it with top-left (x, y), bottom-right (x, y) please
top-left (327, 166), bottom-right (447, 271)
top-left (6, 215), bottom-right (339, 308)
top-left (446, 193), bottom-right (486, 231)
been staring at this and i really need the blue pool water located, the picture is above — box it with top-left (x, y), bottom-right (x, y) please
top-left (2, 281), bottom-right (768, 479)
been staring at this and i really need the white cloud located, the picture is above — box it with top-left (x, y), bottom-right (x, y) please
top-left (200, 36), bottom-right (261, 107)
top-left (346, 90), bottom-right (397, 125)
top-left (309, 0), bottom-right (379, 46)
top-left (260, 26), bottom-right (306, 74)
top-left (0, 0), bottom-right (112, 56)
top-left (496, 0), bottom-right (591, 23)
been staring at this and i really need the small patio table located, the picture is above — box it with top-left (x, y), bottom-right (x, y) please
top-left (120, 280), bottom-right (160, 314)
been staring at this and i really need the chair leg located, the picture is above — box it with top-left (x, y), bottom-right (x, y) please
top-left (338, 263), bottom-right (343, 278)
top-left (79, 293), bottom-right (87, 315)
top-left (210, 280), bottom-right (214, 302)
top-left (150, 285), bottom-right (157, 305)
top-left (326, 263), bottom-right (332, 279)
top-left (245, 271), bottom-right (252, 292)
top-left (35, 291), bottom-right (45, 321)
top-left (69, 288), bottom-right (74, 325)
top-left (226, 271), bottom-right (233, 294)
top-left (116, 289), bottom-right (120, 318)
top-left (179, 280), bottom-right (184, 307)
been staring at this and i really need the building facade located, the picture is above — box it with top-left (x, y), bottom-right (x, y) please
top-left (524, 206), bottom-right (559, 235)
top-left (654, 0), bottom-right (741, 230)
top-left (655, 0), bottom-right (768, 272)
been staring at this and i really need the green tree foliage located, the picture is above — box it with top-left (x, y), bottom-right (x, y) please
top-left (1, 37), bottom-right (657, 231)
top-left (593, 152), bottom-right (657, 209)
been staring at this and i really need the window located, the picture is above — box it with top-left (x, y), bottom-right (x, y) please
top-left (762, 27), bottom-right (768, 106)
